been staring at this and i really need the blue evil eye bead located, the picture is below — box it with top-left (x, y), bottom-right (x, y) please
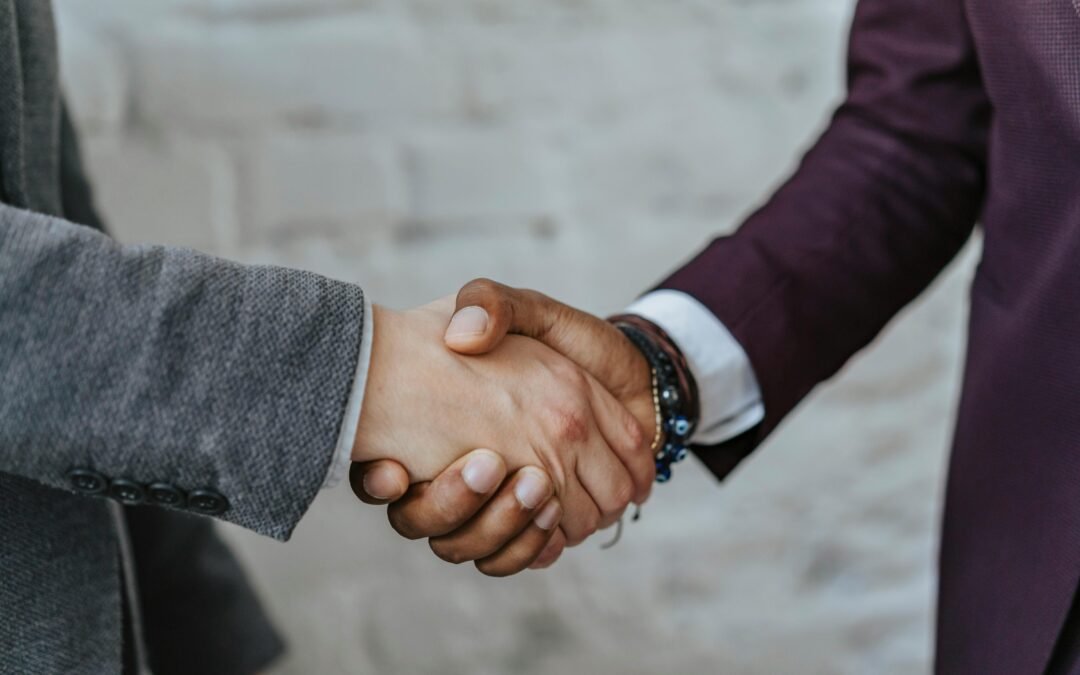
top-left (656, 464), bottom-right (673, 483)
top-left (674, 445), bottom-right (689, 462)
top-left (671, 416), bottom-right (692, 438)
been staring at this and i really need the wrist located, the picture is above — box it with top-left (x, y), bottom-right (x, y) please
top-left (601, 325), bottom-right (658, 451)
top-left (609, 314), bottom-right (701, 482)
top-left (609, 315), bottom-right (700, 423)
top-left (352, 304), bottom-right (400, 463)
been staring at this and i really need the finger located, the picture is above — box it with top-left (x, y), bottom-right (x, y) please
top-left (475, 499), bottom-right (563, 577)
top-left (445, 280), bottom-right (641, 397)
top-left (573, 418), bottom-right (635, 530)
top-left (444, 278), bottom-right (565, 355)
top-left (429, 467), bottom-right (553, 564)
top-left (445, 280), bottom-right (656, 456)
top-left (529, 526), bottom-right (567, 570)
top-left (387, 449), bottom-right (506, 540)
top-left (584, 373), bottom-right (655, 504)
top-left (547, 381), bottom-right (638, 530)
top-left (557, 472), bottom-right (602, 546)
top-left (349, 460), bottom-right (410, 505)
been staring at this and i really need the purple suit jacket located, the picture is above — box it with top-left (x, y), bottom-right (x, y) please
top-left (662, 0), bottom-right (1080, 672)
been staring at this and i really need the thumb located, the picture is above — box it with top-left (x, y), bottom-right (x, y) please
top-left (443, 279), bottom-right (642, 401)
top-left (444, 278), bottom-right (562, 355)
top-left (350, 460), bottom-right (411, 505)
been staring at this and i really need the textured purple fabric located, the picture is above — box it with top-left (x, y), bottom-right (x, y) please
top-left (661, 0), bottom-right (1080, 672)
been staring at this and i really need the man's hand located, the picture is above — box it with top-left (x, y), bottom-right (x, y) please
top-left (353, 282), bottom-right (657, 574)
top-left (352, 296), bottom-right (653, 548)
top-left (351, 453), bottom-right (567, 576)
top-left (445, 279), bottom-right (656, 438)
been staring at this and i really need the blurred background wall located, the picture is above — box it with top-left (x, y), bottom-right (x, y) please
top-left (53, 1), bottom-right (981, 672)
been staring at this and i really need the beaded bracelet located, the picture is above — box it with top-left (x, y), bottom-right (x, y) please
top-left (611, 319), bottom-right (700, 482)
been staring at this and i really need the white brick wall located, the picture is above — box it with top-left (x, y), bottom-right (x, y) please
top-left (246, 131), bottom-right (406, 244)
top-left (131, 17), bottom-right (461, 130)
top-left (82, 135), bottom-right (237, 251)
top-left (53, 1), bottom-right (978, 673)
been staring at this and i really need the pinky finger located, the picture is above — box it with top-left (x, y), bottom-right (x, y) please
top-left (528, 526), bottom-right (567, 571)
top-left (475, 500), bottom-right (563, 577)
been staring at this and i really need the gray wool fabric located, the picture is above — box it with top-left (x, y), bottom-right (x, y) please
top-left (0, 0), bottom-right (366, 671)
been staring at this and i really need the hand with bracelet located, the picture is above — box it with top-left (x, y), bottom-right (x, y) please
top-left (352, 279), bottom-right (702, 573)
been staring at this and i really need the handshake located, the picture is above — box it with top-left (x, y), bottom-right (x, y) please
top-left (348, 279), bottom-right (664, 577)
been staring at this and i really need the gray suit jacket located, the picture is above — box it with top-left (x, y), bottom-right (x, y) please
top-left (0, 2), bottom-right (367, 672)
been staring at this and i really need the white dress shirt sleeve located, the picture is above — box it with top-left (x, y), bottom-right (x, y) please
top-left (625, 290), bottom-right (764, 445)
top-left (321, 294), bottom-right (375, 489)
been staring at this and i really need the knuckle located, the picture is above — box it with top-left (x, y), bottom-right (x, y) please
top-left (546, 405), bottom-right (591, 445)
top-left (466, 278), bottom-right (505, 306)
top-left (548, 357), bottom-right (583, 386)
top-left (467, 277), bottom-right (499, 295)
top-left (624, 416), bottom-right (647, 453)
top-left (535, 455), bottom-right (569, 495)
top-left (568, 365), bottom-right (590, 391)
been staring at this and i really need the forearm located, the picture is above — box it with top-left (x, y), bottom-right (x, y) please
top-left (658, 0), bottom-right (990, 462)
top-left (665, 111), bottom-right (984, 442)
top-left (0, 204), bottom-right (365, 540)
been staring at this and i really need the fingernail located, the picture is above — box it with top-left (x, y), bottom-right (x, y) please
top-left (445, 306), bottom-right (489, 339)
top-left (534, 500), bottom-right (561, 530)
top-left (461, 452), bottom-right (501, 494)
top-left (514, 469), bottom-right (550, 509)
top-left (361, 472), bottom-right (394, 501)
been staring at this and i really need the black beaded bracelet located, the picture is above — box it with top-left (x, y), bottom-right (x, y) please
top-left (614, 322), bottom-right (698, 482)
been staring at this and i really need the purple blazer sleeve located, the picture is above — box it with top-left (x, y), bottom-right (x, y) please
top-left (663, 0), bottom-right (992, 479)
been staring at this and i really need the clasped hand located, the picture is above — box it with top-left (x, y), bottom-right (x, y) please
top-left (350, 281), bottom-right (658, 576)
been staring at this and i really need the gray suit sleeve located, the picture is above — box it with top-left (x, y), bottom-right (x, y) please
top-left (0, 203), bottom-right (365, 540)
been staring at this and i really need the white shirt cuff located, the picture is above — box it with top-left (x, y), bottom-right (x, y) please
top-left (626, 290), bottom-right (764, 445)
top-left (322, 294), bottom-right (374, 489)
